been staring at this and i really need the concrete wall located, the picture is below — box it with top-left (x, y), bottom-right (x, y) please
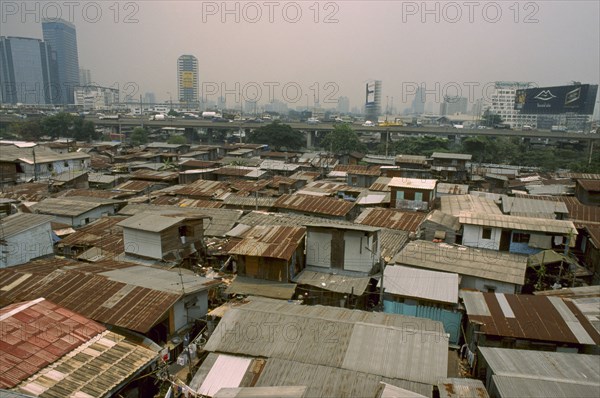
top-left (460, 275), bottom-right (519, 294)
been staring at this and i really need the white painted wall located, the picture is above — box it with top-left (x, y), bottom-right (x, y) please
top-left (123, 228), bottom-right (162, 259)
top-left (20, 158), bottom-right (90, 182)
top-left (344, 231), bottom-right (379, 273)
top-left (462, 224), bottom-right (501, 251)
top-left (1, 222), bottom-right (53, 268)
top-left (306, 230), bottom-right (331, 268)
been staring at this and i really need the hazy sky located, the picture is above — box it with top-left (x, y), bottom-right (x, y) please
top-left (3, 0), bottom-right (599, 110)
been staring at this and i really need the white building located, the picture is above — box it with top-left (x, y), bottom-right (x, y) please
top-left (74, 85), bottom-right (119, 111)
top-left (482, 82), bottom-right (538, 129)
top-left (0, 213), bottom-right (54, 268)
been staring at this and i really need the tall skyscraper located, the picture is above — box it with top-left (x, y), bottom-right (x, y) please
top-left (177, 55), bottom-right (199, 105)
top-left (79, 68), bottom-right (91, 86)
top-left (411, 87), bottom-right (425, 114)
top-left (0, 36), bottom-right (54, 104)
top-left (337, 96), bottom-right (350, 114)
top-left (42, 18), bottom-right (80, 105)
top-left (440, 96), bottom-right (468, 115)
top-left (365, 80), bottom-right (382, 122)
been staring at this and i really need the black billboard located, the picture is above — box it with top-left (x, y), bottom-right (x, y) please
top-left (514, 84), bottom-right (598, 115)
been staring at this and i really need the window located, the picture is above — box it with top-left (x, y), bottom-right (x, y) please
top-left (414, 192), bottom-right (423, 202)
top-left (482, 228), bottom-right (492, 239)
top-left (47, 164), bottom-right (53, 171)
top-left (64, 161), bottom-right (69, 167)
top-left (512, 232), bottom-right (530, 243)
top-left (396, 191), bottom-right (404, 200)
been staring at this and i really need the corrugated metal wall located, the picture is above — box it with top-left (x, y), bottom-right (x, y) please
top-left (383, 300), bottom-right (462, 345)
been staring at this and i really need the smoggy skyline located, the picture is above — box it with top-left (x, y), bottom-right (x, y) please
top-left (2, 1), bottom-right (599, 110)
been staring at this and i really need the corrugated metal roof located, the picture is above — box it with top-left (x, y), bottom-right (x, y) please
top-left (437, 378), bottom-right (489, 398)
top-left (174, 180), bottom-right (230, 198)
top-left (100, 265), bottom-right (217, 294)
top-left (577, 179), bottom-right (600, 192)
top-left (119, 204), bottom-right (243, 237)
top-left (0, 213), bottom-right (54, 238)
top-left (437, 183), bottom-right (469, 195)
top-left (226, 276), bottom-right (297, 299)
top-left (383, 265), bottom-right (459, 304)
top-left (0, 298), bottom-right (106, 389)
top-left (204, 301), bottom-right (448, 386)
top-left (58, 216), bottom-right (126, 255)
top-left (0, 259), bottom-right (182, 333)
top-left (237, 211), bottom-right (408, 263)
top-left (117, 212), bottom-right (188, 232)
top-left (458, 213), bottom-right (578, 235)
top-left (332, 165), bottom-right (381, 176)
top-left (355, 208), bottom-right (426, 232)
top-left (388, 177), bottom-right (437, 190)
top-left (534, 285), bottom-right (600, 299)
top-left (501, 196), bottom-right (569, 217)
top-left (197, 353), bottom-right (253, 397)
top-left (131, 169), bottom-right (179, 181)
top-left (479, 347), bottom-right (600, 397)
top-left (463, 292), bottom-right (600, 345)
top-left (355, 191), bottom-right (390, 205)
top-left (228, 225), bottom-right (305, 260)
top-left (491, 375), bottom-right (600, 398)
top-left (377, 382), bottom-right (428, 398)
top-left (431, 152), bottom-right (472, 160)
top-left (394, 241), bottom-right (527, 286)
top-left (441, 195), bottom-right (503, 217)
top-left (424, 210), bottom-right (461, 231)
top-left (275, 194), bottom-right (355, 217)
top-left (294, 269), bottom-right (371, 295)
top-left (16, 330), bottom-right (157, 398)
top-left (256, 358), bottom-right (433, 397)
top-left (223, 195), bottom-right (277, 208)
top-left (369, 176), bottom-right (392, 192)
top-left (214, 386), bottom-right (308, 398)
top-left (30, 196), bottom-right (123, 217)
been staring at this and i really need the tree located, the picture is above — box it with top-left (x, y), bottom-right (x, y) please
top-left (8, 119), bottom-right (43, 140)
top-left (167, 135), bottom-right (187, 145)
top-left (480, 109), bottom-right (503, 127)
top-left (130, 127), bottom-right (149, 146)
top-left (247, 120), bottom-right (304, 150)
top-left (72, 117), bottom-right (99, 142)
top-left (41, 112), bottom-right (74, 139)
top-left (320, 124), bottom-right (366, 153)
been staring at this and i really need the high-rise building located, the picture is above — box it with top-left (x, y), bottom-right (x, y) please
top-left (0, 36), bottom-right (55, 104)
top-left (42, 18), bottom-right (80, 105)
top-left (337, 96), bottom-right (350, 114)
top-left (177, 55), bottom-right (199, 104)
top-left (484, 82), bottom-right (537, 128)
top-left (411, 87), bottom-right (425, 114)
top-left (365, 80), bottom-right (382, 122)
top-left (440, 96), bottom-right (468, 115)
top-left (143, 92), bottom-right (156, 105)
top-left (79, 68), bottom-right (91, 86)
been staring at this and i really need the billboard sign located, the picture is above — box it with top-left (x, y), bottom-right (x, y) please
top-left (366, 81), bottom-right (375, 105)
top-left (181, 71), bottom-right (195, 89)
top-left (515, 84), bottom-right (598, 115)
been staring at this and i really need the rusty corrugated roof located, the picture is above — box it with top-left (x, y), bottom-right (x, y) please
top-left (274, 194), bottom-right (355, 217)
top-left (464, 292), bottom-right (600, 345)
top-left (0, 259), bottom-right (181, 334)
top-left (228, 225), bottom-right (305, 260)
top-left (0, 298), bottom-right (106, 389)
top-left (354, 208), bottom-right (426, 233)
